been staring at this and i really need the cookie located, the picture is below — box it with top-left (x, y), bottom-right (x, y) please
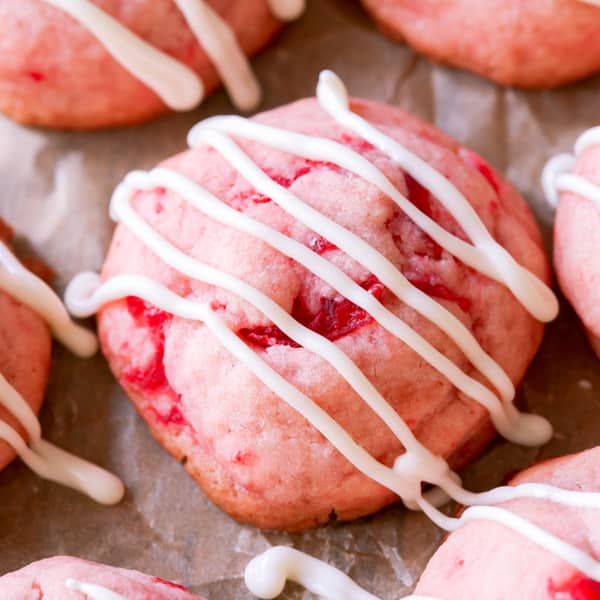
top-left (543, 126), bottom-right (600, 359)
top-left (0, 0), bottom-right (303, 129)
top-left (66, 71), bottom-right (556, 530)
top-left (0, 222), bottom-right (52, 472)
top-left (0, 556), bottom-right (202, 599)
top-left (415, 447), bottom-right (600, 599)
top-left (360, 0), bottom-right (600, 88)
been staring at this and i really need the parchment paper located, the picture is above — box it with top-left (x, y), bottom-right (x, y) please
top-left (1, 1), bottom-right (600, 598)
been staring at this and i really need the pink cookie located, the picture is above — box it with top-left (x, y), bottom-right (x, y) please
top-left (0, 220), bottom-right (52, 472)
top-left (0, 556), bottom-right (203, 599)
top-left (553, 144), bottom-right (600, 359)
top-left (415, 447), bottom-right (600, 599)
top-left (360, 0), bottom-right (600, 88)
top-left (97, 95), bottom-right (551, 531)
top-left (0, 0), bottom-right (285, 129)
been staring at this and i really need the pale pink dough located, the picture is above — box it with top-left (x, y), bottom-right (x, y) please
top-left (0, 0), bottom-right (283, 129)
top-left (0, 221), bottom-right (52, 472)
top-left (360, 0), bottom-right (600, 89)
top-left (415, 447), bottom-right (600, 599)
top-left (0, 556), bottom-right (203, 599)
top-left (98, 96), bottom-right (551, 530)
top-left (554, 145), bottom-right (600, 359)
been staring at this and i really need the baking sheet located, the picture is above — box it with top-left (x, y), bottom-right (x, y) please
top-left (1, 1), bottom-right (600, 597)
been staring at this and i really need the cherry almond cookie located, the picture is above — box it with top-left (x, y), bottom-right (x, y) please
top-left (66, 71), bottom-right (558, 530)
top-left (0, 0), bottom-right (304, 129)
top-left (0, 556), bottom-right (202, 599)
top-left (0, 221), bottom-right (52, 472)
top-left (415, 447), bottom-right (600, 600)
top-left (360, 0), bottom-right (600, 88)
top-left (543, 127), bottom-right (600, 359)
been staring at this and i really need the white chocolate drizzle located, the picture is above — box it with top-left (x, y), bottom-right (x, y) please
top-left (267, 0), bottom-right (306, 21)
top-left (245, 547), bottom-right (387, 600)
top-left (40, 0), bottom-right (304, 112)
top-left (0, 241), bottom-right (97, 356)
top-left (172, 0), bottom-right (259, 111)
top-left (66, 578), bottom-right (126, 600)
top-left (245, 546), bottom-right (441, 600)
top-left (0, 239), bottom-right (123, 505)
top-left (64, 72), bottom-right (600, 595)
top-left (542, 126), bottom-right (600, 209)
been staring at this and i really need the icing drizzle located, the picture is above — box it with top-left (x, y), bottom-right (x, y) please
top-left (66, 578), bottom-right (126, 600)
top-left (542, 126), bottom-right (600, 209)
top-left (64, 71), bottom-right (600, 595)
top-left (0, 239), bottom-right (123, 505)
top-left (245, 547), bottom-right (439, 600)
top-left (0, 241), bottom-right (96, 355)
top-left (40, 0), bottom-right (304, 111)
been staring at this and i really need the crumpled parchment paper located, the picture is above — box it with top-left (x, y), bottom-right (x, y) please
top-left (1, 1), bottom-right (599, 598)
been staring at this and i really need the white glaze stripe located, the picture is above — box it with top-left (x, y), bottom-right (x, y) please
top-left (542, 126), bottom-right (600, 209)
top-left (542, 154), bottom-right (576, 209)
top-left (442, 477), bottom-right (600, 509)
top-left (555, 174), bottom-right (600, 207)
top-left (172, 0), bottom-right (261, 111)
top-left (41, 0), bottom-right (204, 111)
top-left (245, 547), bottom-right (439, 600)
top-left (245, 546), bottom-right (380, 600)
top-left (65, 272), bottom-right (435, 499)
top-left (0, 374), bottom-right (123, 505)
top-left (0, 240), bottom-right (97, 357)
top-left (574, 125), bottom-right (600, 154)
top-left (267, 0), bottom-right (306, 21)
top-left (66, 578), bottom-right (126, 600)
top-left (112, 167), bottom-right (547, 447)
top-left (315, 70), bottom-right (558, 323)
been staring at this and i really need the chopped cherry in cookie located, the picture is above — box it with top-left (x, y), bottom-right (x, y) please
top-left (241, 277), bottom-right (385, 349)
top-left (549, 575), bottom-right (600, 600)
top-left (460, 149), bottom-right (501, 195)
top-left (123, 297), bottom-right (173, 394)
top-left (151, 576), bottom-right (190, 591)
